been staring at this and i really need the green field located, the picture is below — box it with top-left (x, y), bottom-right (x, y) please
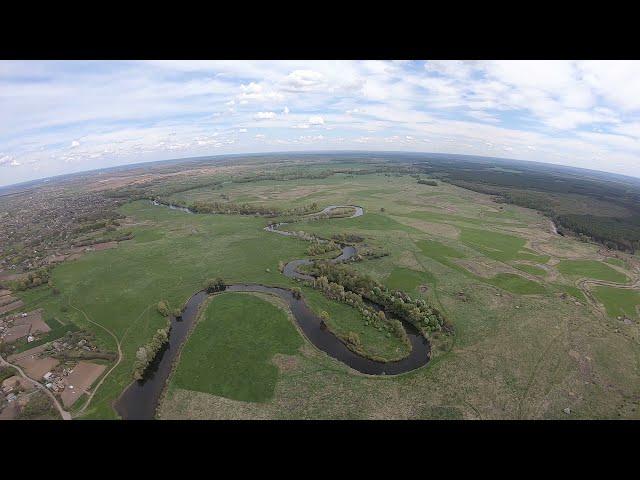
top-left (593, 286), bottom-right (640, 320)
top-left (10, 166), bottom-right (640, 420)
top-left (514, 264), bottom-right (547, 277)
top-left (557, 260), bottom-right (629, 283)
top-left (486, 273), bottom-right (546, 295)
top-left (170, 293), bottom-right (303, 402)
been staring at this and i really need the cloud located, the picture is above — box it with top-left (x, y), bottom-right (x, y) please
top-left (282, 70), bottom-right (326, 92)
top-left (2, 60), bottom-right (640, 186)
top-left (253, 111), bottom-right (277, 120)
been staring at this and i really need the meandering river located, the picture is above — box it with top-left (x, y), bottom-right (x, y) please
top-left (114, 203), bottom-right (430, 419)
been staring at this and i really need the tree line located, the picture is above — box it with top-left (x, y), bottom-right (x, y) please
top-left (306, 261), bottom-right (447, 337)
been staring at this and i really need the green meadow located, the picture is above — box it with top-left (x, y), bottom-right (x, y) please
top-left (557, 260), bottom-right (629, 283)
top-left (593, 286), bottom-right (640, 320)
top-left (170, 293), bottom-right (303, 402)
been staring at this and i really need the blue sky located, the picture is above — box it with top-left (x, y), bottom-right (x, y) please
top-left (1, 60), bottom-right (640, 186)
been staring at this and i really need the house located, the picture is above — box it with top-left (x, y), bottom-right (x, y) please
top-left (43, 371), bottom-right (54, 381)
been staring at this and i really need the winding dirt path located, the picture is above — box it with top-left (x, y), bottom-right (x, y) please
top-left (69, 300), bottom-right (123, 417)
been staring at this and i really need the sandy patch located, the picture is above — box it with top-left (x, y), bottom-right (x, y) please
top-left (60, 361), bottom-right (107, 408)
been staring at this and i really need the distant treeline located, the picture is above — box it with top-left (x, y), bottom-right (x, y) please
top-left (416, 159), bottom-right (640, 253)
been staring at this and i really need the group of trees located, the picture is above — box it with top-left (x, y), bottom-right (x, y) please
top-left (205, 277), bottom-right (226, 293)
top-left (307, 239), bottom-right (340, 256)
top-left (311, 274), bottom-right (409, 346)
top-left (417, 179), bottom-right (438, 186)
top-left (331, 233), bottom-right (364, 244)
top-left (177, 198), bottom-right (320, 219)
top-left (133, 320), bottom-right (171, 381)
top-left (189, 200), bottom-right (281, 216)
top-left (347, 246), bottom-right (390, 262)
top-left (308, 261), bottom-right (446, 336)
top-left (13, 268), bottom-right (51, 291)
top-left (157, 300), bottom-right (182, 318)
top-left (73, 230), bottom-right (133, 248)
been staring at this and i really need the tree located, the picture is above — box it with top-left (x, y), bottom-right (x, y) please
top-left (157, 300), bottom-right (170, 317)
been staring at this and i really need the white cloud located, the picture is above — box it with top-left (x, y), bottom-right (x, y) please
top-left (253, 111), bottom-right (277, 120)
top-left (282, 70), bottom-right (326, 92)
top-left (2, 60), bottom-right (640, 185)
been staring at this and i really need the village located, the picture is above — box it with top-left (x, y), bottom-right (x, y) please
top-left (0, 289), bottom-right (114, 420)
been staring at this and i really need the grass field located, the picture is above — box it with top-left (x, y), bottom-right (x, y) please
top-left (170, 293), bottom-right (303, 402)
top-left (593, 286), bottom-right (640, 320)
top-left (12, 168), bottom-right (640, 420)
top-left (557, 260), bottom-right (629, 283)
top-left (514, 264), bottom-right (547, 277)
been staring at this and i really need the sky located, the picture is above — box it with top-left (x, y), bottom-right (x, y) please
top-left (2, 60), bottom-right (640, 187)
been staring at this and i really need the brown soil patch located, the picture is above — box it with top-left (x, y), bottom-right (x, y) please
top-left (88, 241), bottom-right (118, 251)
top-left (0, 289), bottom-right (11, 297)
top-left (2, 375), bottom-right (33, 393)
top-left (11, 347), bottom-right (59, 380)
top-left (0, 295), bottom-right (18, 307)
top-left (568, 349), bottom-right (593, 379)
top-left (60, 361), bottom-right (107, 408)
top-left (45, 255), bottom-right (67, 265)
top-left (2, 324), bottom-right (31, 343)
top-left (0, 402), bottom-right (19, 420)
top-left (272, 354), bottom-right (300, 373)
top-left (13, 309), bottom-right (50, 335)
top-left (0, 272), bottom-right (29, 282)
top-left (0, 300), bottom-right (24, 315)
